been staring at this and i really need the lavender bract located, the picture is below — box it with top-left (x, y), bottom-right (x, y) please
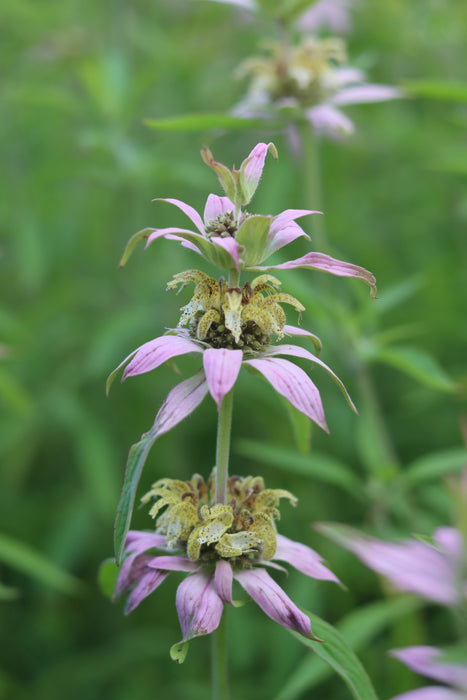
top-left (120, 142), bottom-right (377, 296)
top-left (390, 646), bottom-right (467, 700)
top-left (318, 524), bottom-right (467, 605)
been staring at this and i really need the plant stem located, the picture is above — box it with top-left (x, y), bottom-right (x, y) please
top-left (215, 388), bottom-right (234, 505)
top-left (211, 611), bottom-right (229, 700)
top-left (298, 118), bottom-right (328, 250)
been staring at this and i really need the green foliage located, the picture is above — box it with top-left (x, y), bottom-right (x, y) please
top-left (2, 0), bottom-right (467, 697)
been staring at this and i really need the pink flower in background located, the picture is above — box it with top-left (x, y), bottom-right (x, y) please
top-left (234, 38), bottom-right (403, 139)
top-left (389, 646), bottom-right (467, 700)
top-left (297, 0), bottom-right (354, 35)
top-left (317, 524), bottom-right (467, 606)
top-left (114, 527), bottom-right (338, 661)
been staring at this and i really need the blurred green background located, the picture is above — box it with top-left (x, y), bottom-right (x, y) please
top-left (1, 1), bottom-right (466, 698)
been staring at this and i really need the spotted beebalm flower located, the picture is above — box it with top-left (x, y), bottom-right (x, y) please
top-left (317, 524), bottom-right (467, 606)
top-left (114, 471), bottom-right (339, 661)
top-left (120, 142), bottom-right (377, 296)
top-left (389, 646), bottom-right (467, 700)
top-left (234, 37), bottom-right (403, 138)
top-left (107, 269), bottom-right (358, 432)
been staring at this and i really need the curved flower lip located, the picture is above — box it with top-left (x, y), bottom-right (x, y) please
top-left (115, 528), bottom-right (339, 654)
top-left (107, 324), bottom-right (355, 430)
top-left (317, 523), bottom-right (467, 605)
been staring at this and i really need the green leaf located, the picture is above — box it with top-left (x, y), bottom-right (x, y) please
top-left (401, 447), bottom-right (467, 486)
top-left (403, 80), bottom-right (467, 102)
top-left (113, 371), bottom-right (209, 563)
top-left (0, 533), bottom-right (83, 595)
top-left (236, 215), bottom-right (272, 266)
top-left (0, 580), bottom-right (20, 601)
top-left (235, 440), bottom-right (361, 496)
top-left (114, 425), bottom-right (160, 564)
top-left (286, 611), bottom-right (379, 700)
top-left (119, 228), bottom-right (155, 268)
top-left (276, 597), bottom-right (419, 700)
top-left (170, 640), bottom-right (189, 664)
top-left (143, 113), bottom-right (267, 132)
top-left (371, 345), bottom-right (456, 392)
top-left (98, 559), bottom-right (119, 599)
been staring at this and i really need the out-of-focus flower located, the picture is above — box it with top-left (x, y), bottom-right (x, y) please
top-left (234, 37), bottom-right (403, 138)
top-left (389, 646), bottom-right (467, 700)
top-left (120, 142), bottom-right (377, 295)
top-left (114, 471), bottom-right (338, 660)
top-left (107, 270), bottom-right (358, 432)
top-left (318, 524), bottom-right (467, 606)
top-left (297, 0), bottom-right (354, 35)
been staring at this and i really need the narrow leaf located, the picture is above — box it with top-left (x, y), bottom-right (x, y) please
top-left (113, 372), bottom-right (208, 563)
top-left (402, 448), bottom-right (467, 486)
top-left (286, 610), bottom-right (379, 700)
top-left (276, 597), bottom-right (419, 700)
top-left (403, 80), bottom-right (467, 102)
top-left (372, 345), bottom-right (456, 392)
top-left (0, 533), bottom-right (82, 595)
top-left (143, 113), bottom-right (267, 132)
top-left (119, 228), bottom-right (155, 267)
top-left (236, 440), bottom-right (361, 496)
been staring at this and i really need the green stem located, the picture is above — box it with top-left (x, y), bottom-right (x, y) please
top-left (215, 389), bottom-right (234, 505)
top-left (211, 611), bottom-right (229, 700)
top-left (298, 118), bottom-right (328, 251)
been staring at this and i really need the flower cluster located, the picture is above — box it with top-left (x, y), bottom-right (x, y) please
top-left (114, 471), bottom-right (339, 661)
top-left (233, 37), bottom-right (402, 138)
top-left (110, 142), bottom-right (375, 659)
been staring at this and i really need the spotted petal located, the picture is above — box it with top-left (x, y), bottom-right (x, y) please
top-left (175, 572), bottom-right (224, 643)
top-left (234, 567), bottom-right (313, 637)
top-left (203, 348), bottom-right (243, 409)
top-left (274, 534), bottom-right (340, 583)
top-left (253, 251), bottom-right (377, 297)
top-left (245, 356), bottom-right (328, 432)
top-left (122, 335), bottom-right (202, 381)
top-left (263, 343), bottom-right (357, 413)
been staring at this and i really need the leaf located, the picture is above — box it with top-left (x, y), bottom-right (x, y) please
top-left (143, 113), bottom-right (268, 132)
top-left (0, 533), bottom-right (83, 595)
top-left (236, 439), bottom-right (362, 496)
top-left (170, 641), bottom-right (189, 663)
top-left (276, 597), bottom-right (420, 700)
top-left (119, 228), bottom-right (155, 268)
top-left (113, 371), bottom-right (208, 563)
top-left (286, 611), bottom-right (379, 700)
top-left (403, 80), bottom-right (467, 103)
top-left (97, 559), bottom-right (120, 599)
top-left (114, 427), bottom-right (159, 564)
top-left (371, 345), bottom-right (456, 392)
top-left (401, 447), bottom-right (467, 486)
top-left (282, 398), bottom-right (312, 456)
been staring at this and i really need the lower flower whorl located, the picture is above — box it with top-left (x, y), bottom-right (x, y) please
top-left (141, 471), bottom-right (297, 566)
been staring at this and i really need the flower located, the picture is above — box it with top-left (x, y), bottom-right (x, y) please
top-left (107, 270), bottom-right (358, 432)
top-left (317, 524), bottom-right (467, 606)
top-left (234, 37), bottom-right (403, 138)
top-left (114, 471), bottom-right (339, 661)
top-left (389, 646), bottom-right (467, 700)
top-left (119, 142), bottom-right (377, 296)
